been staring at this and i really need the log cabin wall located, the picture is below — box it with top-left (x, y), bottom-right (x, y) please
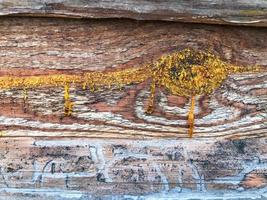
top-left (0, 1), bottom-right (266, 200)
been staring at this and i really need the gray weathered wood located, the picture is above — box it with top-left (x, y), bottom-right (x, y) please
top-left (0, 137), bottom-right (266, 199)
top-left (0, 0), bottom-right (267, 27)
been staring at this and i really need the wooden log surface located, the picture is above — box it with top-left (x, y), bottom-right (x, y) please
top-left (0, 137), bottom-right (267, 199)
top-left (0, 17), bottom-right (266, 199)
top-left (0, 0), bottom-right (267, 27)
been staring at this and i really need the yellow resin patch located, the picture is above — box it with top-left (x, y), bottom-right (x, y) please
top-left (0, 131), bottom-right (5, 137)
top-left (153, 49), bottom-right (261, 97)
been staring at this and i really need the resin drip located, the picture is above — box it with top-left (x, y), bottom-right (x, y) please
top-left (188, 96), bottom-right (195, 138)
top-left (64, 83), bottom-right (73, 116)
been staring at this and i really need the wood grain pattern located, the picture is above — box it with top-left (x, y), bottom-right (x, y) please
top-left (0, 17), bottom-right (266, 139)
top-left (0, 17), bottom-right (266, 199)
top-left (0, 0), bottom-right (267, 27)
top-left (0, 137), bottom-right (266, 199)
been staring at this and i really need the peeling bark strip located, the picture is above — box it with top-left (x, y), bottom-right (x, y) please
top-left (0, 0), bottom-right (267, 27)
top-left (0, 17), bottom-right (266, 139)
top-left (0, 137), bottom-right (266, 199)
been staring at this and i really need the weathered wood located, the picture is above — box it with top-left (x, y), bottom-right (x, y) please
top-left (0, 137), bottom-right (266, 199)
top-left (0, 0), bottom-right (267, 27)
top-left (0, 17), bottom-right (266, 199)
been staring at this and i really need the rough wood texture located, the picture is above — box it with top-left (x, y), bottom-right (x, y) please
top-left (0, 0), bottom-right (267, 27)
top-left (0, 17), bottom-right (266, 139)
top-left (0, 17), bottom-right (266, 199)
top-left (0, 137), bottom-right (267, 199)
